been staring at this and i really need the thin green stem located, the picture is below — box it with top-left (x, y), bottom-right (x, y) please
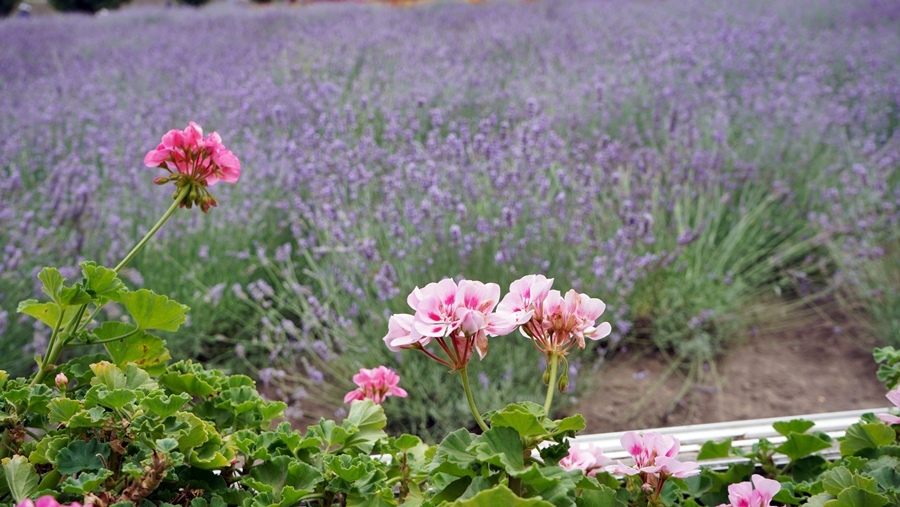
top-left (114, 185), bottom-right (190, 273)
top-left (543, 353), bottom-right (559, 414)
top-left (459, 367), bottom-right (489, 433)
top-left (71, 326), bottom-right (141, 346)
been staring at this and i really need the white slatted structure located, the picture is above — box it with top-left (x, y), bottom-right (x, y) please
top-left (568, 407), bottom-right (887, 469)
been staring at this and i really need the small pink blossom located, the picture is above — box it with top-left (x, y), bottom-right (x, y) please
top-left (383, 279), bottom-right (519, 369)
top-left (144, 122), bottom-right (241, 213)
top-left (559, 445), bottom-right (611, 477)
top-left (16, 496), bottom-right (89, 507)
top-left (877, 388), bottom-right (900, 425)
top-left (716, 474), bottom-right (781, 507)
top-left (606, 432), bottom-right (699, 497)
top-left (343, 366), bottom-right (408, 404)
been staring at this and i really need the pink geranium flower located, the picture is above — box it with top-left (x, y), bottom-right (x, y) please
top-left (606, 431), bottom-right (699, 497)
top-left (498, 275), bottom-right (611, 358)
top-left (559, 445), bottom-right (611, 477)
top-left (144, 122), bottom-right (241, 213)
top-left (383, 279), bottom-right (518, 370)
top-left (877, 388), bottom-right (900, 425)
top-left (343, 366), bottom-right (408, 404)
top-left (716, 474), bottom-right (781, 507)
top-left (16, 496), bottom-right (89, 507)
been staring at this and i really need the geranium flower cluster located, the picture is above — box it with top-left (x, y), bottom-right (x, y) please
top-left (16, 497), bottom-right (89, 507)
top-left (343, 366), bottom-right (408, 404)
top-left (559, 445), bottom-right (611, 477)
top-left (498, 274), bottom-right (612, 358)
top-left (716, 474), bottom-right (781, 507)
top-left (144, 121), bottom-right (241, 213)
top-left (383, 275), bottom-right (610, 371)
top-left (606, 431), bottom-right (699, 496)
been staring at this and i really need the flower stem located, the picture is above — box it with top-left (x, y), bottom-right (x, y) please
top-left (543, 352), bottom-right (559, 415)
top-left (459, 367), bottom-right (489, 432)
top-left (114, 185), bottom-right (190, 273)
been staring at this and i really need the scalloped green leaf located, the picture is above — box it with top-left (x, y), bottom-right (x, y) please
top-left (510, 464), bottom-right (579, 507)
top-left (81, 261), bottom-right (125, 302)
top-left (158, 371), bottom-right (217, 398)
top-left (48, 399), bottom-right (83, 425)
top-left (576, 485), bottom-right (617, 507)
top-left (56, 439), bottom-right (110, 475)
top-left (554, 414), bottom-right (586, 434)
top-left (3, 455), bottom-right (39, 502)
top-left (67, 406), bottom-right (109, 428)
top-left (59, 285), bottom-right (91, 306)
top-left (120, 288), bottom-right (189, 331)
top-left (394, 434), bottom-right (422, 451)
top-left (428, 428), bottom-right (477, 477)
top-left (90, 361), bottom-right (156, 391)
top-left (450, 484), bottom-right (554, 507)
top-left (343, 399), bottom-right (388, 452)
top-left (697, 438), bottom-right (733, 460)
top-left (38, 267), bottom-right (65, 304)
top-left (841, 423), bottom-right (896, 457)
top-left (470, 426), bottom-right (525, 472)
top-left (16, 300), bottom-right (82, 329)
top-left (828, 487), bottom-right (890, 507)
top-left (60, 469), bottom-right (113, 495)
top-left (773, 419), bottom-right (816, 437)
top-left (29, 435), bottom-right (70, 465)
top-left (97, 322), bottom-right (171, 375)
top-left (775, 432), bottom-right (832, 461)
top-left (490, 402), bottom-right (548, 438)
top-left (141, 392), bottom-right (191, 419)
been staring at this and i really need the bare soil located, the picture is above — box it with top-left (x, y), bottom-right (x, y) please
top-left (568, 320), bottom-right (889, 433)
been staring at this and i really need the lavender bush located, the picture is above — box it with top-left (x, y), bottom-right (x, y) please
top-left (1, 0), bottom-right (898, 435)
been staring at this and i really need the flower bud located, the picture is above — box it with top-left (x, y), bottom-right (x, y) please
top-left (153, 176), bottom-right (169, 185)
top-left (557, 370), bottom-right (569, 393)
top-left (542, 366), bottom-right (551, 385)
top-left (55, 372), bottom-right (69, 391)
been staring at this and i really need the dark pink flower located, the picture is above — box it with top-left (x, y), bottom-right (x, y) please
top-left (144, 122), bottom-right (241, 213)
top-left (16, 496), bottom-right (89, 507)
top-left (606, 432), bottom-right (699, 496)
top-left (343, 366), bottom-right (408, 404)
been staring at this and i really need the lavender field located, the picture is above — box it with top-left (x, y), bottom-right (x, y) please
top-left (1, 0), bottom-right (899, 436)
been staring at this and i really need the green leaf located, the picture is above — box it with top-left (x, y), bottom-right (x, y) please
top-left (841, 423), bottom-right (897, 456)
top-left (158, 370), bottom-right (217, 398)
top-left (95, 321), bottom-right (171, 375)
top-left (48, 398), bottom-right (83, 425)
top-left (489, 402), bottom-right (549, 438)
top-left (394, 434), bottom-right (423, 451)
top-left (773, 419), bottom-right (816, 436)
top-left (59, 286), bottom-right (92, 305)
top-left (141, 392), bottom-right (191, 419)
top-left (90, 361), bottom-right (156, 391)
top-left (16, 300), bottom-right (82, 329)
top-left (697, 438), bottom-right (733, 460)
top-left (576, 485), bottom-right (617, 507)
top-left (29, 435), bottom-right (70, 465)
top-left (469, 426), bottom-right (525, 472)
top-left (56, 439), bottom-right (110, 475)
top-left (428, 428), bottom-right (477, 477)
top-left (120, 288), bottom-right (189, 331)
top-left (242, 455), bottom-right (322, 501)
top-left (828, 487), bottom-right (890, 507)
top-left (776, 433), bottom-right (832, 461)
top-left (38, 267), bottom-right (66, 304)
top-left (60, 469), bottom-right (114, 495)
top-left (3, 455), bottom-right (39, 502)
top-left (449, 484), bottom-right (555, 507)
top-left (343, 399), bottom-right (388, 452)
top-left (511, 465), bottom-right (578, 507)
top-left (792, 455), bottom-right (829, 483)
top-left (554, 414), bottom-right (586, 434)
top-left (81, 261), bottom-right (125, 302)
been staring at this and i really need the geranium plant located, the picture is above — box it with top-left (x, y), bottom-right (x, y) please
top-left (3, 124), bottom-right (900, 507)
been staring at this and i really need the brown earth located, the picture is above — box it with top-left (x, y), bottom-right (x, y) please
top-left (567, 318), bottom-right (890, 434)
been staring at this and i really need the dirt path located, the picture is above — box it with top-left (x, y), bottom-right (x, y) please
top-left (568, 321), bottom-right (890, 433)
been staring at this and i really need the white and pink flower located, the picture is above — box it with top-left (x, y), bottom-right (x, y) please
top-left (877, 388), bottom-right (900, 425)
top-left (716, 474), bottom-right (781, 507)
top-left (559, 445), bottom-right (611, 477)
